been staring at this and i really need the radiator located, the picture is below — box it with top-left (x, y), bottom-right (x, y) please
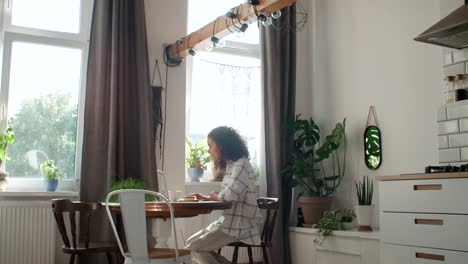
top-left (0, 201), bottom-right (55, 264)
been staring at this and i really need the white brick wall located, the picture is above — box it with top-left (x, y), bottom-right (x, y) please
top-left (439, 51), bottom-right (468, 164)
top-left (438, 120), bottom-right (459, 135)
top-left (438, 101), bottom-right (468, 163)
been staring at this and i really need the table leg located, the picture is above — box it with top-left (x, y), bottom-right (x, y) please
top-left (152, 218), bottom-right (171, 247)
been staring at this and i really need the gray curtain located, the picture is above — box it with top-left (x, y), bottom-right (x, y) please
top-left (261, 5), bottom-right (296, 264)
top-left (79, 1), bottom-right (157, 260)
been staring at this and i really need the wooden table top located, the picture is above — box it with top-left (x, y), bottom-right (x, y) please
top-left (107, 201), bottom-right (232, 218)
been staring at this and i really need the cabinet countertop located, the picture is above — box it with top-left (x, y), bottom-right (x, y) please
top-left (289, 227), bottom-right (380, 240)
top-left (376, 172), bottom-right (468, 181)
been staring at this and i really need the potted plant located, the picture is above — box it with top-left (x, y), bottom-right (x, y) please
top-left (0, 127), bottom-right (15, 181)
top-left (282, 115), bottom-right (346, 227)
top-left (355, 176), bottom-right (374, 231)
top-left (109, 178), bottom-right (155, 202)
top-left (313, 208), bottom-right (355, 244)
top-left (40, 159), bottom-right (63, 192)
top-left (186, 137), bottom-right (212, 182)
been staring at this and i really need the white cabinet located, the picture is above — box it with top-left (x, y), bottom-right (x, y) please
top-left (378, 173), bottom-right (468, 264)
top-left (382, 244), bottom-right (468, 264)
top-left (289, 227), bottom-right (380, 264)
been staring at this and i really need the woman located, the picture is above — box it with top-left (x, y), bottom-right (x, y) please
top-left (186, 126), bottom-right (263, 264)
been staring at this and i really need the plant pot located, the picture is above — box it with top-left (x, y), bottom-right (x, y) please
top-left (44, 179), bottom-right (58, 192)
top-left (355, 205), bottom-right (374, 231)
top-left (297, 196), bottom-right (332, 227)
top-left (188, 168), bottom-right (204, 182)
top-left (0, 171), bottom-right (8, 191)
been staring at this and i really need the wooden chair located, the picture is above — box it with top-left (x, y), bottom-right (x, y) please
top-left (105, 189), bottom-right (191, 264)
top-left (51, 199), bottom-right (120, 264)
top-left (219, 197), bottom-right (279, 264)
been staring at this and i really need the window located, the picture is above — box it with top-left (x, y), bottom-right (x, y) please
top-left (187, 0), bottom-right (262, 181)
top-left (0, 0), bottom-right (92, 189)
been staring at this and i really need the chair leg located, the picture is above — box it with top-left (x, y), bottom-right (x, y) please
top-left (106, 252), bottom-right (113, 264)
top-left (217, 248), bottom-right (222, 254)
top-left (247, 247), bottom-right (253, 264)
top-left (116, 251), bottom-right (124, 264)
top-left (232, 246), bottom-right (239, 264)
top-left (262, 247), bottom-right (269, 264)
top-left (69, 254), bottom-right (75, 264)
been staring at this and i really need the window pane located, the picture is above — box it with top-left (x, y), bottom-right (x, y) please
top-left (189, 52), bottom-right (261, 165)
top-left (11, 0), bottom-right (81, 34)
top-left (7, 42), bottom-right (82, 179)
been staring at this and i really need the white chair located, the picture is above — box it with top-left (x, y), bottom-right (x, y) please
top-left (105, 189), bottom-right (191, 264)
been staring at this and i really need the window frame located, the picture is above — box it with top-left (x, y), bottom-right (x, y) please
top-left (0, 0), bottom-right (92, 191)
top-left (185, 33), bottom-right (262, 183)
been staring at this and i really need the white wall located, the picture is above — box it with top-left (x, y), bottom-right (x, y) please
top-left (145, 0), bottom-right (187, 193)
top-left (309, 0), bottom-right (444, 217)
top-left (296, 0), bottom-right (313, 116)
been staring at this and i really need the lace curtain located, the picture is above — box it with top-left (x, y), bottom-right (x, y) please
top-left (189, 55), bottom-right (260, 160)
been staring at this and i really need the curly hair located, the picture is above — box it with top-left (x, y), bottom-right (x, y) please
top-left (208, 126), bottom-right (249, 176)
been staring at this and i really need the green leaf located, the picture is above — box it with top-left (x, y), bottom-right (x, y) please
top-left (0, 127), bottom-right (15, 164)
top-left (282, 116), bottom-right (347, 197)
top-left (40, 159), bottom-right (63, 180)
top-left (186, 137), bottom-right (211, 170)
top-left (315, 119), bottom-right (346, 161)
top-left (109, 178), bottom-right (155, 202)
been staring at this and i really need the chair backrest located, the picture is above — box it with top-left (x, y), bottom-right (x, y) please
top-left (51, 199), bottom-right (101, 249)
top-left (105, 189), bottom-right (181, 262)
top-left (258, 197), bottom-right (279, 243)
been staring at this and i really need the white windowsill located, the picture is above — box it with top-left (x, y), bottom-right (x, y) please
top-left (0, 178), bottom-right (78, 196)
top-left (184, 181), bottom-right (222, 187)
top-left (0, 190), bottom-right (78, 198)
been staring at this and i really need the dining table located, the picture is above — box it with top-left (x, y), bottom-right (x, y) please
top-left (107, 200), bottom-right (232, 247)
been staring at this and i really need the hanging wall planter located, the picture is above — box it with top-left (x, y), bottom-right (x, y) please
top-left (364, 106), bottom-right (382, 170)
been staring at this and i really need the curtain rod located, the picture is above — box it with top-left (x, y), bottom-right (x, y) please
top-left (164, 0), bottom-right (297, 64)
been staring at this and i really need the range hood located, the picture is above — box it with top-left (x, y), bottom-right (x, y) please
top-left (414, 0), bottom-right (468, 49)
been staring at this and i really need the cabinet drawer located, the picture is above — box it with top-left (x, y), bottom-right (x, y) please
top-left (381, 213), bottom-right (468, 251)
top-left (380, 178), bottom-right (468, 214)
top-left (382, 243), bottom-right (468, 264)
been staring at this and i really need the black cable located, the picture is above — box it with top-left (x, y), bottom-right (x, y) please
top-left (161, 62), bottom-right (169, 170)
top-left (235, 4), bottom-right (248, 32)
top-left (253, 5), bottom-right (267, 22)
top-left (211, 18), bottom-right (219, 46)
top-left (231, 6), bottom-right (242, 30)
top-left (212, 17), bottom-right (218, 38)
top-left (187, 34), bottom-right (196, 56)
top-left (225, 16), bottom-right (234, 33)
top-left (176, 39), bottom-right (182, 58)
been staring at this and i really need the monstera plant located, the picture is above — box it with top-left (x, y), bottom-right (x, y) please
top-left (282, 115), bottom-right (346, 226)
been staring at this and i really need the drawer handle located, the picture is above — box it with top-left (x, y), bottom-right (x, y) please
top-left (413, 184), bottom-right (442, 191)
top-left (415, 218), bottom-right (444, 225)
top-left (416, 252), bottom-right (445, 261)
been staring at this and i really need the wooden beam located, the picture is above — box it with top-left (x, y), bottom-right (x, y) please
top-left (165, 0), bottom-right (297, 63)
